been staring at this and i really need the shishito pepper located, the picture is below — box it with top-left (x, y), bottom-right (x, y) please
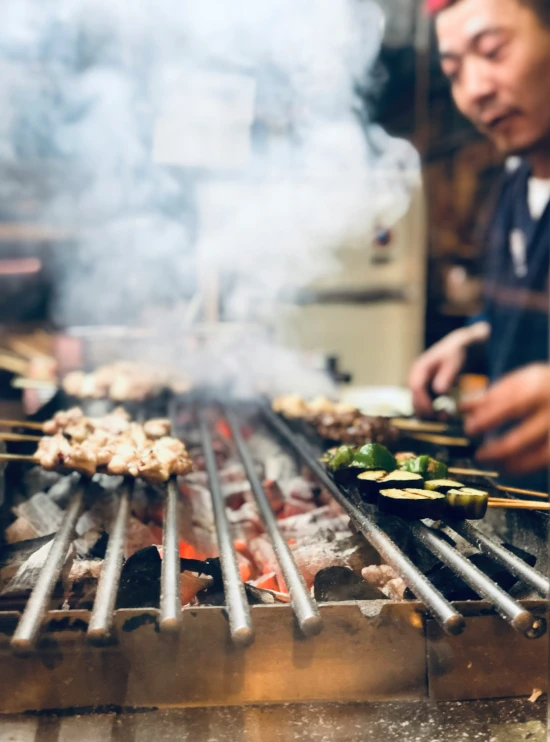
top-left (352, 443), bottom-right (396, 472)
top-left (399, 454), bottom-right (448, 481)
top-left (445, 487), bottom-right (488, 520)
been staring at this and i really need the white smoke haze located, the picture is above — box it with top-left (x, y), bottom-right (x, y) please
top-left (0, 0), bottom-right (420, 395)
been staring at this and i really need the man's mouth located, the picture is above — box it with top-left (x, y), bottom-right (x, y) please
top-left (481, 112), bottom-right (518, 130)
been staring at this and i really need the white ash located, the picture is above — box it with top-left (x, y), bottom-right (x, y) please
top-left (24, 467), bottom-right (62, 497)
top-left (5, 517), bottom-right (39, 544)
top-left (362, 564), bottom-right (407, 600)
top-left (277, 507), bottom-right (349, 540)
top-left (3, 541), bottom-right (75, 596)
top-left (68, 559), bottom-right (103, 582)
top-left (14, 493), bottom-right (64, 537)
top-left (246, 431), bottom-right (298, 485)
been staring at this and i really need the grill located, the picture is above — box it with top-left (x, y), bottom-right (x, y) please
top-left (0, 396), bottom-right (548, 713)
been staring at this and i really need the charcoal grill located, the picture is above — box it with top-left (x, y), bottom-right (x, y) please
top-left (0, 396), bottom-right (547, 714)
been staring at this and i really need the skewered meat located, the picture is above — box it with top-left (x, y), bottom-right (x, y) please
top-left (33, 410), bottom-right (192, 483)
top-left (62, 361), bottom-right (190, 402)
top-left (272, 395), bottom-right (399, 447)
top-left (143, 418), bottom-right (172, 439)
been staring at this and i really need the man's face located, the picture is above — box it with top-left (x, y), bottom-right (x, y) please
top-left (437, 0), bottom-right (550, 156)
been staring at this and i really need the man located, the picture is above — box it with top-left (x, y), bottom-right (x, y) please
top-left (409, 0), bottom-right (550, 485)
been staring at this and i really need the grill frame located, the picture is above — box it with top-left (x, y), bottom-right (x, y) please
top-left (0, 395), bottom-right (547, 711)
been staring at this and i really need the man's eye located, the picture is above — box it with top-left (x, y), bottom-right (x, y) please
top-left (482, 43), bottom-right (506, 61)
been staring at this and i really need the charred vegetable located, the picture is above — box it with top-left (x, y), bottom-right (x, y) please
top-left (378, 470), bottom-right (424, 489)
top-left (378, 488), bottom-right (446, 520)
top-left (352, 443), bottom-right (396, 472)
top-left (425, 479), bottom-right (464, 494)
top-left (356, 470), bottom-right (387, 500)
top-left (324, 445), bottom-right (359, 484)
top-left (445, 487), bottom-right (488, 520)
top-left (399, 454), bottom-right (448, 481)
top-left (395, 452), bottom-right (416, 465)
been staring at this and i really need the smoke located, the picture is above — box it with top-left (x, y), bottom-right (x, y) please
top-left (0, 0), bottom-right (420, 395)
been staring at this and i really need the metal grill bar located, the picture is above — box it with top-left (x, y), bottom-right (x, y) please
top-left (11, 482), bottom-right (86, 652)
top-left (224, 406), bottom-right (322, 637)
top-left (159, 476), bottom-right (182, 632)
top-left (444, 519), bottom-right (549, 598)
top-left (88, 479), bottom-right (133, 642)
top-left (408, 521), bottom-right (537, 635)
top-left (262, 405), bottom-right (465, 636)
top-left (199, 411), bottom-right (254, 647)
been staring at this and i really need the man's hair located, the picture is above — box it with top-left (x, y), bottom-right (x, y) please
top-left (427, 0), bottom-right (550, 25)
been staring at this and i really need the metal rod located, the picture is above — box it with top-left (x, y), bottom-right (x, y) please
top-left (263, 405), bottom-right (464, 636)
top-left (87, 479), bottom-right (133, 642)
top-left (11, 484), bottom-right (85, 652)
top-left (446, 519), bottom-right (549, 597)
top-left (159, 476), bottom-right (182, 632)
top-left (408, 521), bottom-right (536, 635)
top-left (224, 406), bottom-right (322, 637)
top-left (199, 411), bottom-right (254, 647)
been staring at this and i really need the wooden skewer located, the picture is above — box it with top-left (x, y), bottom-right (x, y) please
top-left (0, 418), bottom-right (44, 431)
top-left (0, 432), bottom-right (42, 442)
top-left (0, 452), bottom-right (37, 463)
top-left (391, 418), bottom-right (450, 433)
top-left (405, 432), bottom-right (471, 447)
top-left (488, 499), bottom-right (550, 511)
top-left (11, 377), bottom-right (57, 390)
top-left (449, 466), bottom-right (500, 478)
top-left (494, 484), bottom-right (549, 500)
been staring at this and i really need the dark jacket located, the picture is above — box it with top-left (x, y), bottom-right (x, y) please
top-left (481, 160), bottom-right (549, 490)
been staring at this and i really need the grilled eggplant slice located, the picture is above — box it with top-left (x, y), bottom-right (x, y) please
top-left (445, 487), bottom-right (488, 520)
top-left (379, 488), bottom-right (446, 520)
top-left (425, 479), bottom-right (464, 494)
top-left (377, 470), bottom-right (424, 489)
top-left (356, 469), bottom-right (387, 500)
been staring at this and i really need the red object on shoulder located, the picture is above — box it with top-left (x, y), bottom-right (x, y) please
top-left (425, 0), bottom-right (453, 14)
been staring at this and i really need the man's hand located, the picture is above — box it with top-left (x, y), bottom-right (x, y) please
top-left (409, 322), bottom-right (490, 417)
top-left (461, 363), bottom-right (550, 475)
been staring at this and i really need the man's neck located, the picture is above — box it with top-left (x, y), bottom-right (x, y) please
top-left (527, 148), bottom-right (550, 179)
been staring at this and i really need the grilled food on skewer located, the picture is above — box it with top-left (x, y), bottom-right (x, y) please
top-left (33, 410), bottom-right (191, 484)
top-left (272, 394), bottom-right (399, 447)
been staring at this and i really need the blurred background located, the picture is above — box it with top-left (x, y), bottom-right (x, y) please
top-left (0, 0), bottom-right (495, 415)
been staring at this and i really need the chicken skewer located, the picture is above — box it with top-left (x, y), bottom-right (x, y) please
top-left (34, 430), bottom-right (192, 483)
top-left (0, 407), bottom-right (172, 440)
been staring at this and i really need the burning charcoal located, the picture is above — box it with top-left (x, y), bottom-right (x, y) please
top-left (236, 551), bottom-right (257, 582)
top-left (5, 517), bottom-right (39, 544)
top-left (228, 502), bottom-right (264, 540)
top-left (385, 577), bottom-right (407, 601)
top-left (3, 540), bottom-right (75, 597)
top-left (282, 476), bottom-right (316, 503)
top-left (69, 559), bottom-right (103, 582)
top-left (249, 535), bottom-right (278, 575)
top-left (15, 493), bottom-right (64, 537)
top-left (0, 534), bottom-right (54, 591)
top-left (124, 517), bottom-right (159, 559)
top-left (244, 584), bottom-right (276, 605)
top-left (362, 564), bottom-right (398, 590)
top-left (277, 507), bottom-right (350, 540)
top-left (263, 480), bottom-right (285, 514)
top-left (222, 480), bottom-right (250, 510)
top-left (73, 528), bottom-right (108, 559)
top-left (181, 571), bottom-right (213, 605)
top-left (24, 467), bottom-right (62, 496)
top-left (314, 566), bottom-right (386, 602)
top-left (281, 497), bottom-right (317, 518)
top-left (117, 545), bottom-right (161, 608)
top-left (251, 571), bottom-right (280, 592)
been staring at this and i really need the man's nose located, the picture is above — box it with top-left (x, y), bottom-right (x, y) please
top-left (460, 58), bottom-right (497, 108)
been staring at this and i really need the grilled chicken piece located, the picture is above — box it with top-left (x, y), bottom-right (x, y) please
top-left (35, 434), bottom-right (72, 470)
top-left (107, 443), bottom-right (140, 477)
top-left (64, 441), bottom-right (98, 477)
top-left (143, 418), bottom-right (172, 439)
top-left (43, 407), bottom-right (85, 435)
